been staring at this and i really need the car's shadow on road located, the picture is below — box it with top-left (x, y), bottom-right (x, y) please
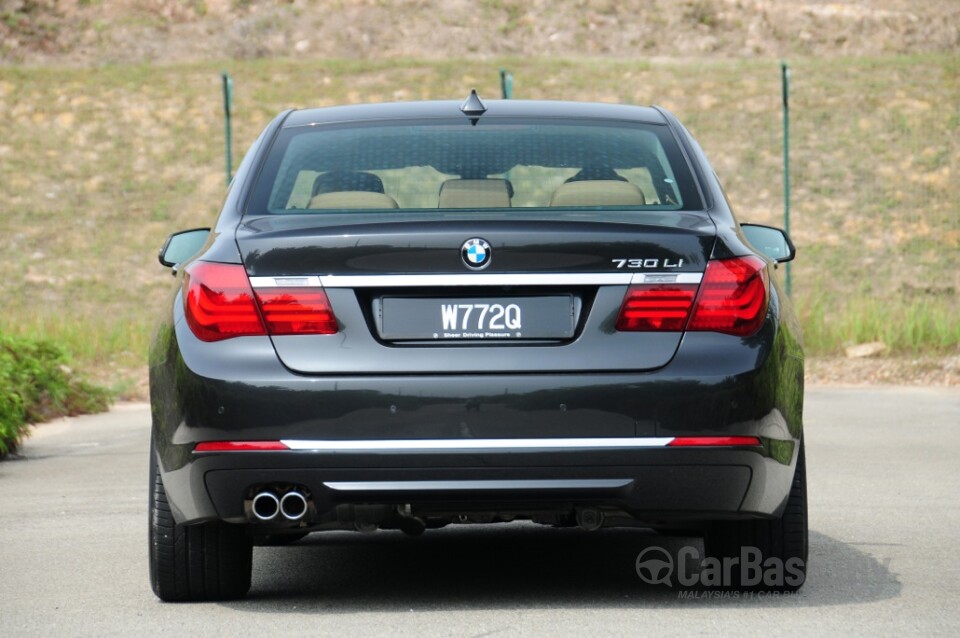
top-left (227, 524), bottom-right (900, 612)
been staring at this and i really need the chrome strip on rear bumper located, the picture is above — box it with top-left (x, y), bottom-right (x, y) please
top-left (324, 479), bottom-right (634, 491)
top-left (279, 437), bottom-right (675, 451)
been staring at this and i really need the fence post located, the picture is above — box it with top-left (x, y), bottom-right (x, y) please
top-left (500, 68), bottom-right (513, 99)
top-left (222, 71), bottom-right (233, 185)
top-left (781, 61), bottom-right (792, 296)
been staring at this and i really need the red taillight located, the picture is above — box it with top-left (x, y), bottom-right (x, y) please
top-left (183, 262), bottom-right (266, 342)
top-left (183, 262), bottom-right (338, 342)
top-left (667, 436), bottom-right (761, 447)
top-left (615, 285), bottom-right (698, 331)
top-left (255, 288), bottom-right (338, 335)
top-left (194, 440), bottom-right (290, 452)
top-left (687, 256), bottom-right (769, 336)
top-left (615, 256), bottom-right (768, 336)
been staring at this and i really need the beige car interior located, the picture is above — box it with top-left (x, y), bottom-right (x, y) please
top-left (305, 170), bottom-right (651, 209)
top-left (548, 180), bottom-right (647, 207)
top-left (308, 191), bottom-right (400, 209)
top-left (438, 179), bottom-right (513, 208)
top-left (308, 170), bottom-right (399, 209)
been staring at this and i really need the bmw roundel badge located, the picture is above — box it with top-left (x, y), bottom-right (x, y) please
top-left (461, 238), bottom-right (492, 270)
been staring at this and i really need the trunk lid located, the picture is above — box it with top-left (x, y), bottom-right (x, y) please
top-left (236, 211), bottom-right (715, 374)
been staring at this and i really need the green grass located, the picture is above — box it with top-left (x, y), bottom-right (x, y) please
top-left (0, 333), bottom-right (112, 457)
top-left (800, 294), bottom-right (960, 355)
top-left (0, 54), bottom-right (956, 391)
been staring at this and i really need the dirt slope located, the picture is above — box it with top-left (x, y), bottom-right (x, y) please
top-left (2, 0), bottom-right (959, 65)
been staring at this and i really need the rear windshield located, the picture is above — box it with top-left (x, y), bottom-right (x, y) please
top-left (247, 118), bottom-right (702, 214)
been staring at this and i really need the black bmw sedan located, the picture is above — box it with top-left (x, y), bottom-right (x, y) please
top-left (149, 93), bottom-right (806, 601)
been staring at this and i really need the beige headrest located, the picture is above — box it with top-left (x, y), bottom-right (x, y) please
top-left (549, 180), bottom-right (646, 207)
top-left (308, 191), bottom-right (399, 209)
top-left (438, 179), bottom-right (512, 208)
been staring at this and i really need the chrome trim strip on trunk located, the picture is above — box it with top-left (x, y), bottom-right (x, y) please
top-left (324, 479), bottom-right (634, 491)
top-left (248, 275), bottom-right (324, 288)
top-left (249, 273), bottom-right (702, 288)
top-left (328, 273), bottom-right (632, 287)
top-left (279, 437), bottom-right (675, 451)
top-left (632, 273), bottom-right (702, 284)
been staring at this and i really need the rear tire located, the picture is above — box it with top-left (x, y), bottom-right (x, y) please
top-left (703, 440), bottom-right (808, 591)
top-left (149, 443), bottom-right (253, 601)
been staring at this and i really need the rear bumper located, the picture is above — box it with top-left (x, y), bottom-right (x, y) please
top-left (172, 444), bottom-right (795, 526)
top-left (150, 306), bottom-right (804, 526)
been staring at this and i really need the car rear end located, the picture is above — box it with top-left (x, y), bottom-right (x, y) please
top-left (149, 99), bottom-right (805, 600)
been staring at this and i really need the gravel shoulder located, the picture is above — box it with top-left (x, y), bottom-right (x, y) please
top-left (806, 354), bottom-right (960, 388)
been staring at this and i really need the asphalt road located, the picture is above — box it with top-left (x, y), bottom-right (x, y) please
top-left (1, 388), bottom-right (958, 636)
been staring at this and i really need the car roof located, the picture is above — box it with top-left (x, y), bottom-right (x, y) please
top-left (282, 99), bottom-right (669, 128)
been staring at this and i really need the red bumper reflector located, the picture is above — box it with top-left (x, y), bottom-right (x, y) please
top-left (193, 441), bottom-right (290, 452)
top-left (667, 436), bottom-right (762, 447)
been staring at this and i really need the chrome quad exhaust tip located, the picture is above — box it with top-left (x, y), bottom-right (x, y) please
top-left (251, 491), bottom-right (281, 521)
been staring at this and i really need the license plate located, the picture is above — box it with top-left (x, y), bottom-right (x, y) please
top-left (378, 296), bottom-right (576, 340)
